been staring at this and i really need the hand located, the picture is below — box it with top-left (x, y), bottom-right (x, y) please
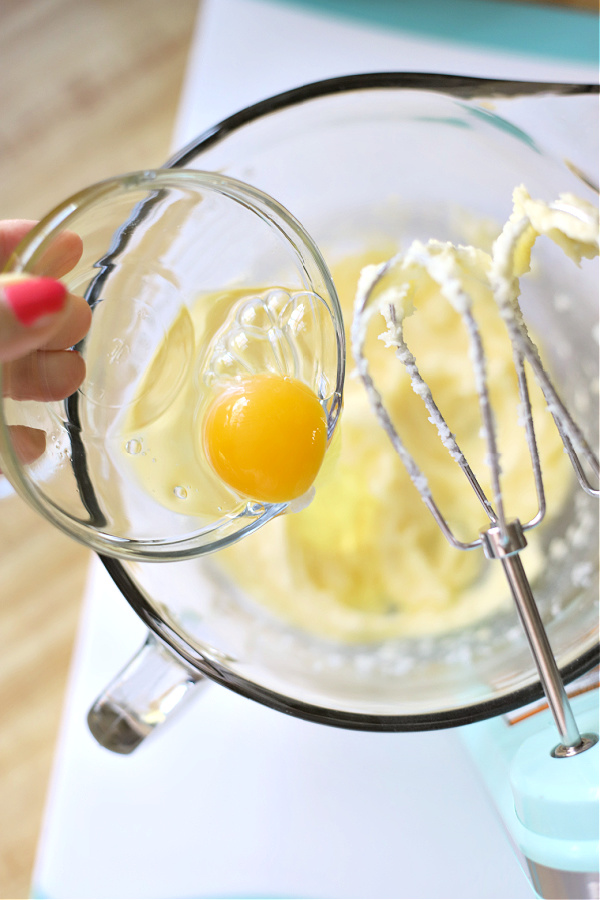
top-left (0, 220), bottom-right (92, 465)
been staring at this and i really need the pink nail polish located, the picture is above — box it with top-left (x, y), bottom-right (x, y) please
top-left (2, 277), bottom-right (67, 326)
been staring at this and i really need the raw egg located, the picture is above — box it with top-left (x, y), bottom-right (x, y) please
top-left (203, 373), bottom-right (328, 503)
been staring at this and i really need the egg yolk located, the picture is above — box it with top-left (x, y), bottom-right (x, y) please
top-left (203, 374), bottom-right (328, 504)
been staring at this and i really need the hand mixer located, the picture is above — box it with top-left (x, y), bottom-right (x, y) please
top-left (351, 192), bottom-right (599, 897)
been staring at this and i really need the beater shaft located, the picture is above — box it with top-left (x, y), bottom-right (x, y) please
top-left (481, 521), bottom-right (583, 752)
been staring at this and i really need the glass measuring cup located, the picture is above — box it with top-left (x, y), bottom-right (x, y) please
top-left (8, 75), bottom-right (597, 754)
top-left (0, 169), bottom-right (345, 561)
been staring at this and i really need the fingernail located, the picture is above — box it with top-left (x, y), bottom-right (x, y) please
top-left (1, 277), bottom-right (67, 326)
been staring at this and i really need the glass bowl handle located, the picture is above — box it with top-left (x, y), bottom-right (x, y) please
top-left (87, 632), bottom-right (207, 754)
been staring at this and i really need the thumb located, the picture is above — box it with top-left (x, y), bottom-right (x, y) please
top-left (0, 274), bottom-right (68, 363)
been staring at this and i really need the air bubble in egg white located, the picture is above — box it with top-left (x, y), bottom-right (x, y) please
top-left (125, 439), bottom-right (142, 455)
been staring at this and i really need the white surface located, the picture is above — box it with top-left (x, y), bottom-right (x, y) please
top-left (34, 1), bottom-right (596, 897)
top-left (36, 557), bottom-right (534, 900)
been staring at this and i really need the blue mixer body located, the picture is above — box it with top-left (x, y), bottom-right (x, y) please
top-left (460, 687), bottom-right (599, 899)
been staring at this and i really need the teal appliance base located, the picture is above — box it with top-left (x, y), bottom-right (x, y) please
top-left (460, 682), bottom-right (599, 899)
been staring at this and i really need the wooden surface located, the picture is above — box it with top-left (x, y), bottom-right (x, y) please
top-left (0, 2), bottom-right (197, 897)
top-left (0, 0), bottom-right (596, 898)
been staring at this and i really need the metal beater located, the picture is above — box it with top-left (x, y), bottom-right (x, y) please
top-left (351, 196), bottom-right (599, 758)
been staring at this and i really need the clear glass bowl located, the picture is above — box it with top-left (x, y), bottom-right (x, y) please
top-left (0, 169), bottom-right (344, 560)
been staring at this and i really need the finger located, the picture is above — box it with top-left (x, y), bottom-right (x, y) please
top-left (41, 293), bottom-right (92, 351)
top-left (8, 424), bottom-right (47, 466)
top-left (3, 349), bottom-right (86, 401)
top-left (0, 220), bottom-right (38, 267)
top-left (35, 230), bottom-right (85, 279)
top-left (0, 219), bottom-right (83, 276)
top-left (0, 275), bottom-right (69, 362)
